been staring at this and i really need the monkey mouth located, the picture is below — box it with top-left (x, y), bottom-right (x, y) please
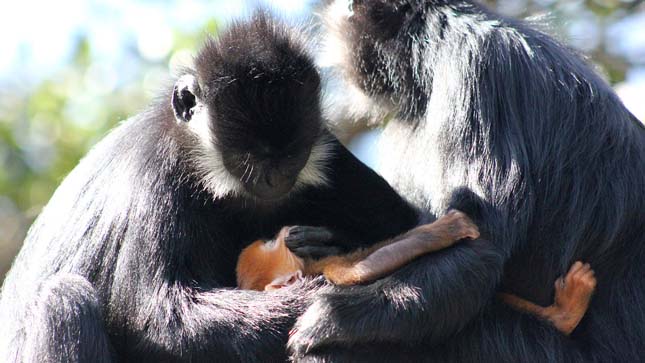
top-left (238, 187), bottom-right (293, 205)
top-left (242, 177), bottom-right (298, 202)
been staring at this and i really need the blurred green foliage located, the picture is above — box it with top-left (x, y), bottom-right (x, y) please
top-left (0, 17), bottom-right (220, 276)
top-left (481, 0), bottom-right (645, 82)
top-left (1, 19), bottom-right (218, 209)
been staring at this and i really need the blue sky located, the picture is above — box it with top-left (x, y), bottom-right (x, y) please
top-left (0, 0), bottom-right (315, 84)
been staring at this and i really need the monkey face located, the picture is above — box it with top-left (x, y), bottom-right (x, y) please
top-left (172, 71), bottom-right (322, 201)
top-left (236, 227), bottom-right (305, 291)
top-left (171, 23), bottom-right (329, 201)
top-left (220, 146), bottom-right (313, 201)
top-left (209, 68), bottom-right (323, 201)
top-left (171, 13), bottom-right (332, 201)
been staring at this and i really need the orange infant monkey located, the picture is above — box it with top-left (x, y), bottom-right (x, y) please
top-left (236, 210), bottom-right (596, 335)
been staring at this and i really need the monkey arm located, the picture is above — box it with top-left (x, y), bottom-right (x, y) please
top-left (498, 293), bottom-right (546, 316)
top-left (293, 138), bottom-right (421, 251)
top-left (116, 276), bottom-right (319, 361)
top-left (306, 210), bottom-right (479, 285)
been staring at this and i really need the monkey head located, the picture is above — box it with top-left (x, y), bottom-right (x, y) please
top-left (236, 227), bottom-right (305, 291)
top-left (172, 13), bottom-right (331, 201)
top-left (324, 0), bottom-right (428, 118)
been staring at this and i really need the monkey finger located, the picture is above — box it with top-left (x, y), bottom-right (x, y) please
top-left (569, 264), bottom-right (593, 288)
top-left (289, 245), bottom-right (342, 259)
top-left (285, 226), bottom-right (338, 247)
top-left (582, 269), bottom-right (597, 284)
top-left (555, 277), bottom-right (565, 291)
top-left (462, 225), bottom-right (480, 239)
top-left (569, 261), bottom-right (584, 275)
top-left (565, 262), bottom-right (584, 282)
top-left (574, 263), bottom-right (591, 278)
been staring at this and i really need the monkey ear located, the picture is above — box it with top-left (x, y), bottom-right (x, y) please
top-left (172, 74), bottom-right (200, 123)
top-left (264, 270), bottom-right (304, 291)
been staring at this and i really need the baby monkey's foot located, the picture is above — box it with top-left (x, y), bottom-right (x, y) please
top-left (546, 261), bottom-right (597, 335)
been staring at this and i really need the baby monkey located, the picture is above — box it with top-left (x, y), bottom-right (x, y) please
top-left (237, 211), bottom-right (596, 335)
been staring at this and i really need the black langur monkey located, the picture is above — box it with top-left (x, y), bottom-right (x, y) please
top-left (285, 0), bottom-right (645, 361)
top-left (237, 212), bottom-right (596, 336)
top-left (0, 13), bottom-right (422, 362)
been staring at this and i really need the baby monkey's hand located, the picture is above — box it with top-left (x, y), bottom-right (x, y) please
top-left (411, 210), bottom-right (480, 249)
top-left (439, 209), bottom-right (480, 240)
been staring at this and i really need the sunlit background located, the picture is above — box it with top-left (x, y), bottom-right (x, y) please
top-left (1, 0), bottom-right (644, 279)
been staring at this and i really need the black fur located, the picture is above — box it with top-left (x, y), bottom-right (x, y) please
top-left (287, 0), bottom-right (645, 361)
top-left (0, 12), bottom-right (419, 362)
top-left (195, 19), bottom-right (323, 193)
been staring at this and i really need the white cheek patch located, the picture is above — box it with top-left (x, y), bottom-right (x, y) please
top-left (318, 0), bottom-right (352, 71)
top-left (183, 102), bottom-right (334, 198)
top-left (333, 0), bottom-right (354, 17)
top-left (184, 104), bottom-right (244, 200)
top-left (319, 0), bottom-right (395, 129)
top-left (186, 103), bottom-right (210, 139)
top-left (296, 135), bottom-right (334, 188)
top-left (317, 0), bottom-right (354, 77)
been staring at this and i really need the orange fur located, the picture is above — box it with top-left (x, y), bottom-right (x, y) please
top-left (236, 229), bottom-right (305, 291)
top-left (498, 261), bottom-right (596, 335)
top-left (308, 255), bottom-right (363, 285)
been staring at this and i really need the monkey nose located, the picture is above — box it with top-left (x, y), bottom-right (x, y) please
top-left (246, 170), bottom-right (296, 200)
top-left (264, 173), bottom-right (276, 187)
top-left (265, 170), bottom-right (296, 190)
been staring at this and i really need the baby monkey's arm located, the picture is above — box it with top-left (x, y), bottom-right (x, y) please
top-left (236, 210), bottom-right (478, 291)
top-left (304, 210), bottom-right (479, 285)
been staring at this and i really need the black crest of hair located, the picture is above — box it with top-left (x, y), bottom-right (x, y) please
top-left (195, 14), bottom-right (323, 160)
top-left (285, 0), bottom-right (645, 361)
top-left (0, 10), bottom-right (419, 362)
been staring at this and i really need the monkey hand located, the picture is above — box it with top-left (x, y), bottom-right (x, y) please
top-left (284, 226), bottom-right (344, 259)
top-left (432, 209), bottom-right (480, 243)
top-left (288, 278), bottom-right (421, 358)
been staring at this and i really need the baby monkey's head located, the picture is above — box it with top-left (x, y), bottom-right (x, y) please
top-left (236, 227), bottom-right (305, 291)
